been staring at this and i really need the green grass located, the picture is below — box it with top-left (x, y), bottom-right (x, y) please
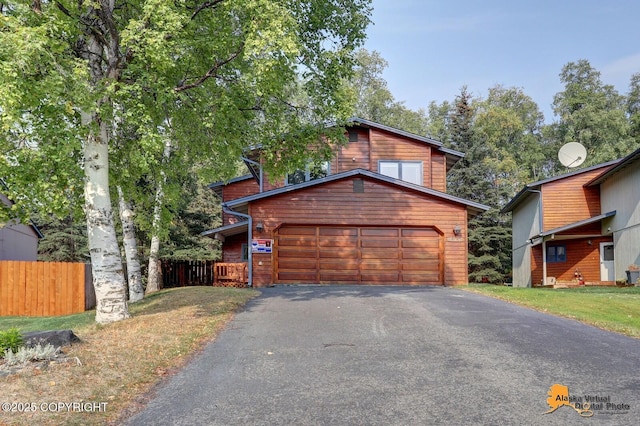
top-left (463, 285), bottom-right (640, 338)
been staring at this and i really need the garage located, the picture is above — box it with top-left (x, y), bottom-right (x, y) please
top-left (275, 225), bottom-right (443, 285)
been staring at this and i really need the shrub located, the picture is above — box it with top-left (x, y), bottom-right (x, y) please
top-left (3, 343), bottom-right (60, 366)
top-left (0, 328), bottom-right (23, 357)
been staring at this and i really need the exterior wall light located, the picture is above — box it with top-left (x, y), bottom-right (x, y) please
top-left (453, 225), bottom-right (462, 236)
top-left (256, 222), bottom-right (264, 233)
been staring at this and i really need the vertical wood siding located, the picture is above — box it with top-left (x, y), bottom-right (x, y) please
top-left (0, 261), bottom-right (87, 316)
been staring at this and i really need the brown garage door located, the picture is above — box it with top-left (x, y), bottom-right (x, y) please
top-left (275, 226), bottom-right (443, 285)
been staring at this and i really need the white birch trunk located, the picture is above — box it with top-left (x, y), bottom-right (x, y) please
top-left (83, 116), bottom-right (130, 324)
top-left (81, 0), bottom-right (129, 323)
top-left (117, 186), bottom-right (144, 303)
top-left (146, 137), bottom-right (173, 294)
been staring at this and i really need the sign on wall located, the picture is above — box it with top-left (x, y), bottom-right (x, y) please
top-left (251, 239), bottom-right (273, 254)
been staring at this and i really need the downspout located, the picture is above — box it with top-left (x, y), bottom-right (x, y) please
top-left (527, 188), bottom-right (545, 286)
top-left (222, 205), bottom-right (253, 287)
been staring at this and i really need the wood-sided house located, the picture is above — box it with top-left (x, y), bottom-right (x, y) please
top-left (502, 145), bottom-right (640, 287)
top-left (204, 118), bottom-right (489, 287)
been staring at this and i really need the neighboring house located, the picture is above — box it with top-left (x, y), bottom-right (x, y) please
top-left (203, 118), bottom-right (489, 287)
top-left (586, 146), bottom-right (640, 281)
top-left (0, 192), bottom-right (44, 261)
top-left (502, 146), bottom-right (640, 287)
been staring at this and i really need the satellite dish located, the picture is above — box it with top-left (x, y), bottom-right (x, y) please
top-left (558, 142), bottom-right (587, 168)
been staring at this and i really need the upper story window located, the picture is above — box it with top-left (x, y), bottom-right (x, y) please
top-left (379, 161), bottom-right (423, 185)
top-left (286, 161), bottom-right (331, 185)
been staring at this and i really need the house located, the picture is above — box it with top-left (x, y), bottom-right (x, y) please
top-left (203, 118), bottom-right (489, 287)
top-left (502, 145), bottom-right (640, 287)
top-left (586, 146), bottom-right (640, 281)
top-left (0, 192), bottom-right (44, 261)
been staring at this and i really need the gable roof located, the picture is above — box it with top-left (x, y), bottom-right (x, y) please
top-left (346, 117), bottom-right (464, 169)
top-left (586, 145), bottom-right (640, 186)
top-left (500, 160), bottom-right (620, 214)
top-left (223, 168), bottom-right (490, 217)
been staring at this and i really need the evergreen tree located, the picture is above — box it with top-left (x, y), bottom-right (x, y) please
top-left (446, 87), bottom-right (510, 283)
top-left (35, 215), bottom-right (88, 262)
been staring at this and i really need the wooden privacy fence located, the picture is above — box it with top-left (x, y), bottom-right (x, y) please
top-left (0, 261), bottom-right (95, 317)
top-left (161, 260), bottom-right (248, 288)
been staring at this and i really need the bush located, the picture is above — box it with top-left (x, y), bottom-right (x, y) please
top-left (3, 343), bottom-right (60, 366)
top-left (0, 328), bottom-right (23, 357)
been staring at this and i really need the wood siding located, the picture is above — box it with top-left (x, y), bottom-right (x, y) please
top-left (0, 261), bottom-right (90, 316)
top-left (248, 176), bottom-right (468, 286)
top-left (542, 168), bottom-right (606, 232)
top-left (531, 237), bottom-right (612, 285)
top-left (336, 127), bottom-right (371, 172)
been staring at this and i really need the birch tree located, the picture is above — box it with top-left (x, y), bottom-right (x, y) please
top-left (0, 0), bottom-right (371, 323)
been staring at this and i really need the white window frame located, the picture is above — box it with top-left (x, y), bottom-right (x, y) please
top-left (378, 160), bottom-right (423, 185)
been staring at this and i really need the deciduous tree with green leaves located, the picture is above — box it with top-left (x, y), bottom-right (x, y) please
top-left (0, 0), bottom-right (371, 323)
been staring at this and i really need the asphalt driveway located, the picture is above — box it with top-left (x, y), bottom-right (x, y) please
top-left (125, 286), bottom-right (640, 425)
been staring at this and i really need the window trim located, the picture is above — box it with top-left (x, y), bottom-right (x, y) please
top-left (546, 245), bottom-right (567, 263)
top-left (378, 160), bottom-right (423, 185)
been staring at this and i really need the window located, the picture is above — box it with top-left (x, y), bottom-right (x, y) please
top-left (547, 245), bottom-right (566, 263)
top-left (286, 161), bottom-right (330, 185)
top-left (241, 243), bottom-right (249, 262)
top-left (348, 130), bottom-right (359, 142)
top-left (378, 161), bottom-right (423, 185)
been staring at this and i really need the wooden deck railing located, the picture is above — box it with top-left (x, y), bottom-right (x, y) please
top-left (213, 263), bottom-right (248, 288)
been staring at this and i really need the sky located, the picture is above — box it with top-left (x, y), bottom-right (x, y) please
top-left (363, 0), bottom-right (640, 122)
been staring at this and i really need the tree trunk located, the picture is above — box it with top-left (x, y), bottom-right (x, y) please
top-left (146, 137), bottom-right (173, 294)
top-left (117, 186), bottom-right (144, 303)
top-left (83, 117), bottom-right (130, 324)
top-left (81, 0), bottom-right (129, 323)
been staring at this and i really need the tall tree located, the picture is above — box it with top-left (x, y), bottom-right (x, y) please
top-left (446, 87), bottom-right (509, 283)
top-left (549, 59), bottom-right (634, 168)
top-left (350, 49), bottom-right (429, 134)
top-left (0, 0), bottom-right (371, 323)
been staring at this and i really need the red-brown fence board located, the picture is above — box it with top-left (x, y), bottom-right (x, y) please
top-left (0, 261), bottom-right (89, 317)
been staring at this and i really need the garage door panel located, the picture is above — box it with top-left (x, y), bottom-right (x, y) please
top-left (402, 260), bottom-right (440, 271)
top-left (318, 238), bottom-right (358, 248)
top-left (361, 272), bottom-right (400, 282)
top-left (278, 236), bottom-right (317, 247)
top-left (276, 226), bottom-right (442, 285)
top-left (403, 273), bottom-right (441, 283)
top-left (361, 239), bottom-right (399, 248)
top-left (319, 249), bottom-right (359, 258)
top-left (361, 249), bottom-right (399, 259)
top-left (277, 227), bottom-right (317, 236)
top-left (319, 260), bottom-right (359, 270)
top-left (402, 228), bottom-right (439, 238)
top-left (402, 250), bottom-right (439, 260)
top-left (278, 248), bottom-right (316, 258)
top-left (277, 271), bottom-right (318, 281)
top-left (361, 228), bottom-right (399, 237)
top-left (402, 239), bottom-right (440, 249)
top-left (278, 258), bottom-right (318, 269)
top-left (320, 272), bottom-right (359, 282)
top-left (319, 227), bottom-right (358, 237)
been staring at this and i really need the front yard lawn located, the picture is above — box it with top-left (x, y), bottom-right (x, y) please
top-left (463, 285), bottom-right (640, 338)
